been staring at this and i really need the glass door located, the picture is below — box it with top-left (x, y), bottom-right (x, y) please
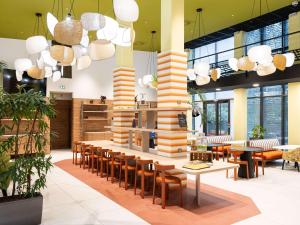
top-left (204, 100), bottom-right (230, 136)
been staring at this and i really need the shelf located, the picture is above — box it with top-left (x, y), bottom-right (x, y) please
top-left (83, 118), bottom-right (108, 121)
top-left (105, 126), bottom-right (194, 134)
top-left (83, 103), bottom-right (108, 106)
top-left (110, 107), bottom-right (191, 112)
top-left (83, 111), bottom-right (108, 113)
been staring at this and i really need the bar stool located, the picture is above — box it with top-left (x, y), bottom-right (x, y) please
top-left (72, 141), bottom-right (81, 165)
top-left (96, 148), bottom-right (109, 177)
top-left (152, 162), bottom-right (187, 209)
top-left (106, 151), bottom-right (121, 183)
top-left (119, 154), bottom-right (136, 190)
top-left (134, 158), bottom-right (154, 198)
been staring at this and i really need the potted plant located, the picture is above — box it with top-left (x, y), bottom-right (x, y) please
top-left (251, 125), bottom-right (266, 140)
top-left (0, 86), bottom-right (55, 225)
top-left (0, 60), bottom-right (7, 87)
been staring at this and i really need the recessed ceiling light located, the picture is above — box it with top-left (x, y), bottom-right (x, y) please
top-left (231, 14), bottom-right (234, 17)
top-left (216, 88), bottom-right (222, 91)
top-left (253, 83), bottom-right (260, 87)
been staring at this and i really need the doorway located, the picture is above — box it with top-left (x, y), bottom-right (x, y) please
top-left (203, 100), bottom-right (230, 136)
top-left (50, 92), bottom-right (72, 150)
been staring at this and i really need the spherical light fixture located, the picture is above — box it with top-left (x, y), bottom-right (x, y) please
top-left (187, 69), bottom-right (196, 80)
top-left (111, 27), bottom-right (131, 47)
top-left (47, 12), bottom-right (58, 36)
top-left (195, 74), bottom-right (210, 86)
top-left (257, 63), bottom-right (276, 76)
top-left (44, 66), bottom-right (53, 78)
top-left (138, 78), bottom-right (145, 88)
top-left (15, 70), bottom-right (23, 81)
top-left (80, 33), bottom-right (90, 48)
top-left (113, 0), bottom-right (139, 22)
top-left (54, 19), bottom-right (83, 45)
top-left (237, 56), bottom-right (256, 71)
top-left (142, 74), bottom-right (153, 87)
top-left (41, 50), bottom-right (57, 67)
top-left (27, 66), bottom-right (45, 79)
top-left (194, 61), bottom-right (210, 76)
top-left (248, 45), bottom-right (272, 63)
top-left (50, 45), bottom-right (74, 65)
top-left (228, 58), bottom-right (239, 71)
top-left (283, 52), bottom-right (295, 67)
top-left (81, 12), bottom-right (105, 31)
top-left (273, 54), bottom-right (286, 71)
top-left (26, 35), bottom-right (48, 55)
top-left (88, 40), bottom-right (115, 60)
top-left (14, 58), bottom-right (32, 71)
top-left (77, 55), bottom-right (91, 70)
top-left (52, 71), bottom-right (62, 82)
top-left (96, 16), bottom-right (119, 41)
top-left (210, 68), bottom-right (221, 81)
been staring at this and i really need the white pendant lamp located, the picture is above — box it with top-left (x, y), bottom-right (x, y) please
top-left (81, 13), bottom-right (105, 31)
top-left (54, 20), bottom-right (83, 45)
top-left (142, 74), bottom-right (153, 87)
top-left (26, 35), bottom-right (48, 55)
top-left (228, 58), bottom-right (239, 71)
top-left (194, 61), bottom-right (210, 76)
top-left (36, 56), bottom-right (45, 69)
top-left (257, 63), bottom-right (276, 76)
top-left (77, 55), bottom-right (91, 70)
top-left (27, 66), bottom-right (45, 80)
top-left (14, 58), bottom-right (32, 71)
top-left (195, 74), bottom-right (210, 86)
top-left (187, 69), bottom-right (196, 81)
top-left (138, 78), bottom-right (145, 88)
top-left (41, 50), bottom-right (57, 67)
top-left (47, 12), bottom-right (58, 36)
top-left (113, 0), bottom-right (139, 22)
top-left (283, 53), bottom-right (295, 67)
top-left (88, 40), bottom-right (115, 60)
top-left (72, 45), bottom-right (87, 58)
top-left (44, 66), bottom-right (53, 78)
top-left (52, 71), bottom-right (62, 82)
top-left (96, 16), bottom-right (119, 41)
top-left (259, 54), bottom-right (273, 66)
top-left (80, 31), bottom-right (90, 48)
top-left (15, 70), bottom-right (23, 81)
top-left (248, 45), bottom-right (272, 63)
top-left (70, 57), bottom-right (77, 66)
top-left (111, 27), bottom-right (131, 46)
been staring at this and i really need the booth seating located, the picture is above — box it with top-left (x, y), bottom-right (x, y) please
top-left (206, 135), bottom-right (233, 160)
top-left (249, 139), bottom-right (282, 175)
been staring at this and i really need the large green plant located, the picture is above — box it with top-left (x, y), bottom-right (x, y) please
top-left (251, 125), bottom-right (266, 139)
top-left (0, 86), bottom-right (55, 198)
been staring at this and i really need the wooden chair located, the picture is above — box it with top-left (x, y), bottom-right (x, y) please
top-left (72, 141), bottom-right (81, 165)
top-left (152, 162), bottom-right (187, 209)
top-left (226, 149), bottom-right (249, 180)
top-left (134, 158), bottom-right (154, 198)
top-left (80, 144), bottom-right (91, 169)
top-left (89, 146), bottom-right (100, 173)
top-left (106, 151), bottom-right (121, 183)
top-left (97, 148), bottom-right (109, 177)
top-left (118, 154), bottom-right (136, 190)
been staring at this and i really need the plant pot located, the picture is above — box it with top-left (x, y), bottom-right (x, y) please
top-left (0, 194), bottom-right (43, 225)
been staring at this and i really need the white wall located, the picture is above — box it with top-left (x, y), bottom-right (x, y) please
top-left (0, 38), bottom-right (157, 101)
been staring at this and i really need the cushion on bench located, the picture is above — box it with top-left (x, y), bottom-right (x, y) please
top-left (253, 150), bottom-right (283, 160)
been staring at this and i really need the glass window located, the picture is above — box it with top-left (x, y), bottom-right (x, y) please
top-left (217, 37), bottom-right (234, 62)
top-left (248, 87), bottom-right (260, 97)
top-left (263, 22), bottom-right (283, 50)
top-left (247, 98), bottom-right (260, 138)
top-left (262, 85), bottom-right (282, 96)
top-left (246, 28), bottom-right (261, 53)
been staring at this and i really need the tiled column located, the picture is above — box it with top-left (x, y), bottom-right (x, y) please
top-left (233, 88), bottom-right (247, 140)
top-left (112, 67), bottom-right (135, 145)
top-left (234, 31), bottom-right (245, 58)
top-left (157, 0), bottom-right (187, 157)
top-left (112, 20), bottom-right (135, 146)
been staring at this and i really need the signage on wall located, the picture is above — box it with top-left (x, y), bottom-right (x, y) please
top-left (178, 113), bottom-right (187, 128)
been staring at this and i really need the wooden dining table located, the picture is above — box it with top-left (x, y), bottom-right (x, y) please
top-left (82, 140), bottom-right (239, 206)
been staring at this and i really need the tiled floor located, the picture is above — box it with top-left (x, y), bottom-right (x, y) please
top-left (42, 150), bottom-right (299, 225)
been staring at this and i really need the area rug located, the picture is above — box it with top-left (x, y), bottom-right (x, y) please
top-left (55, 159), bottom-right (260, 225)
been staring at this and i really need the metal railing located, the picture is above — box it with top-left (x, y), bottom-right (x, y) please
top-left (187, 30), bottom-right (300, 77)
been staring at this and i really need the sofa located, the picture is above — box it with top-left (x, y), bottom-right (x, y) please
top-left (249, 139), bottom-right (282, 161)
top-left (206, 135), bottom-right (233, 160)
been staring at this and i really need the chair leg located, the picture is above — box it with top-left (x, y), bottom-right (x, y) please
top-left (255, 160), bottom-right (259, 177)
top-left (246, 163), bottom-right (249, 179)
top-left (141, 174), bottom-right (145, 198)
top-left (282, 160), bottom-right (285, 170)
top-left (72, 152), bottom-right (74, 164)
top-left (179, 183), bottom-right (183, 207)
top-left (134, 171), bottom-right (137, 195)
top-left (100, 160), bottom-right (104, 177)
top-left (75, 152), bottom-right (78, 165)
top-left (161, 182), bottom-right (166, 209)
top-left (125, 169), bottom-right (128, 190)
top-left (152, 180), bottom-right (156, 204)
top-left (96, 159), bottom-right (99, 176)
top-left (226, 169), bottom-right (228, 178)
top-left (234, 167), bottom-right (237, 181)
top-left (119, 166), bottom-right (122, 187)
top-left (262, 160), bottom-right (265, 175)
top-left (106, 161), bottom-right (109, 181)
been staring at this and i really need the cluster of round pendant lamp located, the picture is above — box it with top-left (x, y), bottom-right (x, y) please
top-left (228, 45), bottom-right (295, 76)
top-left (14, 0), bottom-right (139, 82)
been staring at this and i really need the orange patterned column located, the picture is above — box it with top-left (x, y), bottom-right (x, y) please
top-left (112, 67), bottom-right (135, 146)
top-left (157, 51), bottom-right (188, 157)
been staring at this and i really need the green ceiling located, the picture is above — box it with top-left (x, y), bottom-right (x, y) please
top-left (0, 0), bottom-right (293, 51)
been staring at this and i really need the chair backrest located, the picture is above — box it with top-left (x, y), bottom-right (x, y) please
top-left (98, 148), bottom-right (109, 157)
top-left (154, 162), bottom-right (175, 172)
top-left (249, 139), bottom-right (280, 151)
top-left (206, 135), bottom-right (233, 144)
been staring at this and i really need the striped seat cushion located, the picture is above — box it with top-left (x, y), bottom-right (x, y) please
top-left (206, 135), bottom-right (233, 144)
top-left (249, 139), bottom-right (280, 151)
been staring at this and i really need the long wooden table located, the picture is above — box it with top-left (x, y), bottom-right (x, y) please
top-left (83, 140), bottom-right (239, 206)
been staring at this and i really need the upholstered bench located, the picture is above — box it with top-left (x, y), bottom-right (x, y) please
top-left (249, 139), bottom-right (282, 175)
top-left (206, 135), bottom-right (233, 160)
